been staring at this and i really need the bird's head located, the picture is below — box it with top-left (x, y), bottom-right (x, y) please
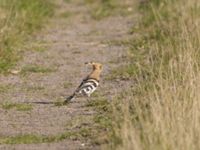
top-left (85, 62), bottom-right (103, 71)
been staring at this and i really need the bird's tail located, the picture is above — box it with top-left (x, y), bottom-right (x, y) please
top-left (64, 93), bottom-right (75, 103)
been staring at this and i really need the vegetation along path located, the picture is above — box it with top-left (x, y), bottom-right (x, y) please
top-left (0, 0), bottom-right (136, 149)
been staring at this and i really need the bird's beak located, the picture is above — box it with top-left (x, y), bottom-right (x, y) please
top-left (85, 62), bottom-right (93, 65)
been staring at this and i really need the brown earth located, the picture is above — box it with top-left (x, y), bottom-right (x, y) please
top-left (0, 0), bottom-right (135, 149)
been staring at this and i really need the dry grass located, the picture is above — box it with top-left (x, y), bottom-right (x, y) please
top-left (106, 0), bottom-right (200, 149)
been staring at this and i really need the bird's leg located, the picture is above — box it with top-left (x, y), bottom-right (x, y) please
top-left (86, 94), bottom-right (90, 103)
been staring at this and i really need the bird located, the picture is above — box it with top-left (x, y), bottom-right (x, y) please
top-left (64, 62), bottom-right (103, 103)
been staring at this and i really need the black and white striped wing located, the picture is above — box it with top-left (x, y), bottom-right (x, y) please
top-left (76, 78), bottom-right (99, 97)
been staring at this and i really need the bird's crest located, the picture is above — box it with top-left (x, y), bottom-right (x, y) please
top-left (85, 62), bottom-right (103, 70)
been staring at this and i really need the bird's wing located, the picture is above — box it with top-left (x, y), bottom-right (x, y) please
top-left (74, 77), bottom-right (88, 93)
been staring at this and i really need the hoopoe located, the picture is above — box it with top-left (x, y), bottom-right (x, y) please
top-left (64, 62), bottom-right (103, 103)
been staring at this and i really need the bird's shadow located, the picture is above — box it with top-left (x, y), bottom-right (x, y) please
top-left (27, 101), bottom-right (55, 105)
top-left (24, 101), bottom-right (74, 106)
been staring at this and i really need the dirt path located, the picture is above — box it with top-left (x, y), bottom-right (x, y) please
top-left (0, 0), bottom-right (135, 149)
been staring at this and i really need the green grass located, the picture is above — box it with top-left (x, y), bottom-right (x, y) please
top-left (0, 84), bottom-right (12, 93)
top-left (63, 82), bottom-right (73, 89)
top-left (90, 0), bottom-right (116, 20)
top-left (84, 0), bottom-right (135, 20)
top-left (0, 134), bottom-right (48, 144)
top-left (0, 134), bottom-right (67, 144)
top-left (21, 65), bottom-right (56, 75)
top-left (86, 98), bottom-right (110, 112)
top-left (53, 94), bottom-right (113, 145)
top-left (26, 86), bottom-right (45, 92)
top-left (85, 98), bottom-right (114, 145)
top-left (0, 102), bottom-right (33, 111)
top-left (33, 45), bottom-right (48, 52)
top-left (106, 64), bottom-right (138, 80)
top-left (63, 0), bottom-right (71, 3)
top-left (53, 91), bottom-right (114, 146)
top-left (0, 0), bottom-right (54, 73)
top-left (60, 11), bottom-right (73, 18)
top-left (0, 128), bottom-right (93, 144)
top-left (54, 101), bottom-right (66, 107)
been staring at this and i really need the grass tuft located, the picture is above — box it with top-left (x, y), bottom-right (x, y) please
top-left (0, 129), bottom-right (94, 144)
top-left (60, 11), bottom-right (73, 18)
top-left (0, 102), bottom-right (33, 111)
top-left (63, 82), bottom-right (73, 89)
top-left (21, 65), bottom-right (56, 75)
top-left (106, 64), bottom-right (138, 81)
top-left (0, 84), bottom-right (12, 93)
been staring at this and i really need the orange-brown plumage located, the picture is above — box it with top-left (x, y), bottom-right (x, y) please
top-left (86, 62), bottom-right (103, 81)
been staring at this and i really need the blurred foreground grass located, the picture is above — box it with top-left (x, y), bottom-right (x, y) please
top-left (100, 0), bottom-right (200, 149)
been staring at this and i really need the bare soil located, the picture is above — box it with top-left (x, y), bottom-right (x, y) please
top-left (0, 0), bottom-right (135, 149)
